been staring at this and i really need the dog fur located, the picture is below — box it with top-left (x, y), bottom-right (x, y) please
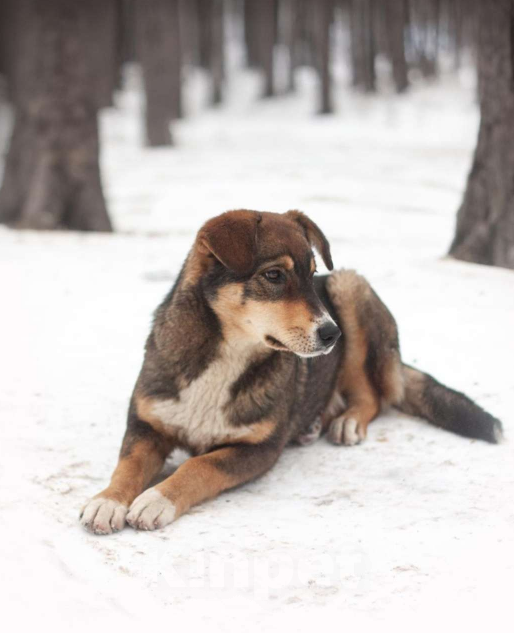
top-left (80, 209), bottom-right (503, 535)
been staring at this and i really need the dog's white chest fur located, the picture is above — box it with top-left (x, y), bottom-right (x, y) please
top-left (151, 343), bottom-right (256, 452)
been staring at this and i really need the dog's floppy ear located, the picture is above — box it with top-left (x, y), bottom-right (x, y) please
top-left (197, 210), bottom-right (259, 275)
top-left (286, 210), bottom-right (333, 271)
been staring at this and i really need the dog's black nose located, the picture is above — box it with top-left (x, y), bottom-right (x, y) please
top-left (317, 322), bottom-right (341, 347)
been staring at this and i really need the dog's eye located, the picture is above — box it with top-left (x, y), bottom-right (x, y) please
top-left (264, 269), bottom-right (284, 283)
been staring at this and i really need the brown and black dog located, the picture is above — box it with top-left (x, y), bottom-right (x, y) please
top-left (80, 210), bottom-right (503, 535)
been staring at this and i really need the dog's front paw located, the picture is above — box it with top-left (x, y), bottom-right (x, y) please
top-left (296, 416), bottom-right (323, 446)
top-left (327, 416), bottom-right (366, 446)
top-left (126, 488), bottom-right (176, 531)
top-left (80, 496), bottom-right (128, 535)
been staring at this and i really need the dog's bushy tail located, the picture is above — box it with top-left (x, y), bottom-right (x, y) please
top-left (396, 364), bottom-right (503, 444)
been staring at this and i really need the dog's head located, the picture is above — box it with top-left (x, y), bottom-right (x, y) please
top-left (193, 209), bottom-right (341, 357)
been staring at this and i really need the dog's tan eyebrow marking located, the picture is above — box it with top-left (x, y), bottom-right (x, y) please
top-left (310, 258), bottom-right (317, 274)
top-left (260, 255), bottom-right (294, 271)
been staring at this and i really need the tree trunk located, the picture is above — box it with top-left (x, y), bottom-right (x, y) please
top-left (120, 0), bottom-right (137, 66)
top-left (0, 0), bottom-right (112, 231)
top-left (382, 0), bottom-right (409, 92)
top-left (0, 0), bottom-right (22, 102)
top-left (0, 0), bottom-right (11, 94)
top-left (198, 0), bottom-right (225, 105)
top-left (243, 0), bottom-right (256, 68)
top-left (210, 0), bottom-right (224, 105)
top-left (287, 0), bottom-right (314, 88)
top-left (244, 0), bottom-right (260, 68)
top-left (136, 0), bottom-right (181, 146)
top-left (85, 0), bottom-right (118, 109)
top-left (244, 0), bottom-right (277, 97)
top-left (280, 0), bottom-right (298, 93)
top-left (259, 0), bottom-right (277, 97)
top-left (448, 0), bottom-right (463, 70)
top-left (349, 0), bottom-right (376, 92)
top-left (449, 0), bottom-right (514, 269)
top-left (312, 0), bottom-right (334, 114)
top-left (409, 0), bottom-right (439, 78)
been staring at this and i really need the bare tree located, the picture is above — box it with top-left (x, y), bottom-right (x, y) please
top-left (86, 0), bottom-right (119, 109)
top-left (0, 0), bottom-right (112, 231)
top-left (198, 0), bottom-right (225, 105)
top-left (279, 0), bottom-right (299, 93)
top-left (136, 0), bottom-right (182, 146)
top-left (245, 0), bottom-right (277, 97)
top-left (408, 0), bottom-right (440, 78)
top-left (244, 0), bottom-right (260, 68)
top-left (449, 0), bottom-right (514, 269)
top-left (382, 0), bottom-right (409, 92)
top-left (349, 0), bottom-right (376, 92)
top-left (312, 0), bottom-right (334, 113)
top-left (0, 0), bottom-right (15, 99)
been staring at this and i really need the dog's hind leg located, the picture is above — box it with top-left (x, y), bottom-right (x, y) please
top-left (324, 269), bottom-right (403, 446)
top-left (326, 358), bottom-right (381, 446)
top-left (326, 393), bottom-right (380, 446)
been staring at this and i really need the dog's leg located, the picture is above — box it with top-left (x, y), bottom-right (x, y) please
top-left (325, 315), bottom-right (381, 446)
top-left (80, 420), bottom-right (169, 535)
top-left (327, 400), bottom-right (379, 446)
top-left (327, 382), bottom-right (380, 446)
top-left (126, 441), bottom-right (280, 531)
top-left (296, 416), bottom-right (323, 446)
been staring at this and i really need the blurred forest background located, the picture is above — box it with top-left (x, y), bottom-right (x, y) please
top-left (0, 0), bottom-right (512, 268)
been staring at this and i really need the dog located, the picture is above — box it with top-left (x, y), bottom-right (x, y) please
top-left (80, 210), bottom-right (503, 535)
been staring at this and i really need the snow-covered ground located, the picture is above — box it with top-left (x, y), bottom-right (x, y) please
top-left (1, 67), bottom-right (513, 632)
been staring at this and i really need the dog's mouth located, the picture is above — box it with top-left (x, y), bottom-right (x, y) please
top-left (264, 334), bottom-right (332, 357)
top-left (264, 335), bottom-right (290, 352)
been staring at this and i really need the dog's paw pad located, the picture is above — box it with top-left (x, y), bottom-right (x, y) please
top-left (327, 417), bottom-right (365, 446)
top-left (80, 497), bottom-right (127, 535)
top-left (126, 489), bottom-right (176, 531)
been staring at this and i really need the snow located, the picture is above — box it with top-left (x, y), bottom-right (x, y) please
top-left (1, 66), bottom-right (514, 632)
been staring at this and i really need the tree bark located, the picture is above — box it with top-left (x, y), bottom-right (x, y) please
top-left (244, 0), bottom-right (277, 97)
top-left (448, 0), bottom-right (463, 70)
top-left (409, 0), bottom-right (439, 78)
top-left (280, 0), bottom-right (298, 93)
top-left (349, 0), bottom-right (376, 92)
top-left (312, 0), bottom-right (334, 114)
top-left (449, 0), bottom-right (514, 269)
top-left (210, 0), bottom-right (224, 105)
top-left (244, 0), bottom-right (260, 68)
top-left (259, 0), bottom-right (277, 97)
top-left (0, 0), bottom-right (10, 92)
top-left (0, 0), bottom-right (22, 102)
top-left (0, 0), bottom-right (112, 231)
top-left (136, 0), bottom-right (181, 146)
top-left (120, 0), bottom-right (137, 66)
top-left (85, 0), bottom-right (118, 109)
top-left (198, 0), bottom-right (225, 105)
top-left (382, 0), bottom-right (409, 92)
